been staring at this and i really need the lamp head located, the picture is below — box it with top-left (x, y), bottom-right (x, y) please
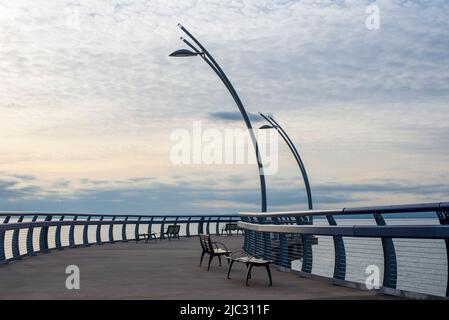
top-left (169, 49), bottom-right (199, 57)
top-left (259, 125), bottom-right (274, 130)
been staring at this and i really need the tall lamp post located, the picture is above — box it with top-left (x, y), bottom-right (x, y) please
top-left (259, 113), bottom-right (313, 211)
top-left (259, 113), bottom-right (313, 224)
top-left (260, 114), bottom-right (346, 277)
top-left (169, 24), bottom-right (267, 212)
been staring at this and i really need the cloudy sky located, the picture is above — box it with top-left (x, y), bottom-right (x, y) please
top-left (0, 0), bottom-right (448, 215)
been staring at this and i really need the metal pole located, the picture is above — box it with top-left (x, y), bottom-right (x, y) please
top-left (175, 24), bottom-right (268, 212)
top-left (259, 113), bottom-right (313, 210)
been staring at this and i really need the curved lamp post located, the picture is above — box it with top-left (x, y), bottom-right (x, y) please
top-left (259, 114), bottom-right (349, 277)
top-left (259, 113), bottom-right (313, 212)
top-left (169, 24), bottom-right (267, 212)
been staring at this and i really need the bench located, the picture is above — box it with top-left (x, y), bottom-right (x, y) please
top-left (226, 251), bottom-right (274, 286)
top-left (163, 225), bottom-right (180, 240)
top-left (221, 223), bottom-right (243, 236)
top-left (136, 233), bottom-right (158, 243)
top-left (199, 234), bottom-right (232, 270)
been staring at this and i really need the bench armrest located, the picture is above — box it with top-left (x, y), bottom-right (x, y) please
top-left (228, 250), bottom-right (256, 261)
top-left (212, 241), bottom-right (230, 252)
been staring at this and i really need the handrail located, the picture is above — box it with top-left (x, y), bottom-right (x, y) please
top-left (239, 201), bottom-right (449, 217)
top-left (0, 212), bottom-right (239, 218)
top-left (238, 221), bottom-right (449, 239)
top-left (239, 200), bottom-right (449, 299)
top-left (0, 214), bottom-right (241, 265)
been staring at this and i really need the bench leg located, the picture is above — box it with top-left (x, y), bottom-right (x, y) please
top-left (245, 263), bottom-right (251, 279)
top-left (218, 255), bottom-right (222, 266)
top-left (207, 255), bottom-right (214, 271)
top-left (199, 251), bottom-right (206, 267)
top-left (265, 264), bottom-right (272, 286)
top-left (227, 260), bottom-right (234, 279)
top-left (245, 264), bottom-right (253, 286)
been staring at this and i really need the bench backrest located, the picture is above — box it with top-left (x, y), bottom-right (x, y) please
top-left (166, 225), bottom-right (180, 234)
top-left (225, 223), bottom-right (238, 231)
top-left (199, 234), bottom-right (214, 254)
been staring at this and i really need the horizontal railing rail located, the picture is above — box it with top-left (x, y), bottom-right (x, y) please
top-left (239, 201), bottom-right (449, 299)
top-left (0, 212), bottom-right (235, 218)
top-left (239, 202), bottom-right (449, 217)
top-left (0, 213), bottom-right (240, 265)
top-left (239, 222), bottom-right (449, 239)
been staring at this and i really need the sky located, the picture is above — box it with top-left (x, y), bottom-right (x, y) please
top-left (0, 0), bottom-right (448, 215)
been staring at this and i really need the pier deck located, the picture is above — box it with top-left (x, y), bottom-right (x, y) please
top-left (0, 236), bottom-right (397, 299)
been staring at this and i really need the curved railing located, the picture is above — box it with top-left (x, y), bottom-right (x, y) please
top-left (0, 213), bottom-right (240, 264)
top-left (239, 202), bottom-right (449, 298)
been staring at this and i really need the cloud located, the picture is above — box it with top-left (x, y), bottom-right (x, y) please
top-left (1, 173), bottom-right (447, 214)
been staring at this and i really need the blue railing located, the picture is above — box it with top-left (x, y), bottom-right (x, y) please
top-left (0, 213), bottom-right (240, 264)
top-left (239, 202), bottom-right (449, 298)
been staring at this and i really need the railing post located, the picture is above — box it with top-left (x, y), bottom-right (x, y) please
top-left (374, 213), bottom-right (397, 289)
top-left (186, 217), bottom-right (191, 237)
top-left (82, 216), bottom-right (91, 247)
top-left (216, 217), bottom-right (220, 236)
top-left (294, 217), bottom-right (313, 273)
top-left (12, 216), bottom-right (24, 259)
top-left (246, 218), bottom-right (256, 255)
top-left (242, 217), bottom-right (249, 252)
top-left (96, 216), bottom-right (104, 245)
top-left (259, 217), bottom-right (271, 260)
top-left (135, 217), bottom-right (141, 241)
top-left (206, 217), bottom-right (211, 235)
top-left (327, 216), bottom-right (346, 280)
top-left (0, 232), bottom-right (5, 264)
top-left (0, 216), bottom-right (8, 264)
top-left (26, 216), bottom-right (38, 256)
top-left (109, 216), bottom-right (116, 243)
top-left (299, 236), bottom-right (312, 273)
top-left (148, 217), bottom-right (153, 237)
top-left (55, 216), bottom-right (64, 250)
top-left (121, 217), bottom-right (128, 242)
top-left (263, 231), bottom-right (271, 260)
top-left (244, 217), bottom-right (253, 254)
top-left (285, 216), bottom-right (313, 273)
top-left (199, 217), bottom-right (205, 235)
top-left (69, 216), bottom-right (78, 248)
top-left (436, 209), bottom-right (449, 297)
top-left (248, 230), bottom-right (256, 255)
top-left (160, 217), bottom-right (167, 239)
top-left (39, 215), bottom-right (52, 253)
top-left (174, 216), bottom-right (179, 237)
top-left (278, 233), bottom-right (289, 268)
top-left (254, 226), bottom-right (260, 256)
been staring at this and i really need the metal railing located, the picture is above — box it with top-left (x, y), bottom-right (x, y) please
top-left (0, 212), bottom-right (240, 264)
top-left (239, 202), bottom-right (449, 298)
